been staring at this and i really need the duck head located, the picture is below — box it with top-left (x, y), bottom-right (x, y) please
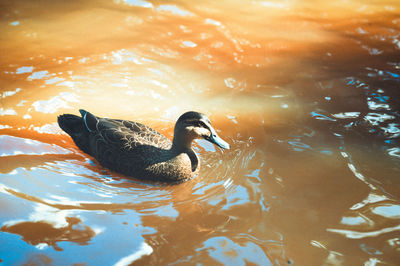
top-left (172, 111), bottom-right (230, 151)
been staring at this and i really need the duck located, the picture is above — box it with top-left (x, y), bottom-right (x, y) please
top-left (57, 110), bottom-right (230, 183)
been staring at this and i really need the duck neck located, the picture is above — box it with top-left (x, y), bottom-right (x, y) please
top-left (172, 135), bottom-right (200, 172)
top-left (172, 132), bottom-right (194, 153)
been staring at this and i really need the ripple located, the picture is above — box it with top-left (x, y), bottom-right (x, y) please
top-left (364, 113), bottom-right (395, 126)
top-left (198, 236), bottom-right (272, 265)
top-left (0, 135), bottom-right (71, 157)
top-left (1, 88), bottom-right (21, 98)
top-left (340, 216), bottom-right (370, 226)
top-left (10, 21), bottom-right (20, 26)
top-left (367, 100), bottom-right (389, 110)
top-left (0, 108), bottom-right (17, 116)
top-left (222, 185), bottom-right (250, 210)
top-left (372, 204), bottom-right (400, 219)
top-left (387, 147), bottom-right (400, 158)
top-left (157, 5), bottom-right (194, 17)
top-left (332, 112), bottom-right (361, 119)
top-left (327, 225), bottom-right (400, 239)
top-left (181, 41), bottom-right (197, 48)
top-left (32, 123), bottom-right (62, 134)
top-left (114, 242), bottom-right (153, 266)
top-left (205, 18), bottom-right (222, 27)
top-left (110, 49), bottom-right (150, 65)
top-left (45, 77), bottom-right (65, 84)
top-left (141, 203), bottom-right (179, 219)
top-left (0, 124), bottom-right (12, 129)
top-left (310, 111), bottom-right (336, 121)
top-left (16, 66), bottom-right (34, 74)
top-left (119, 0), bottom-right (153, 8)
top-left (349, 192), bottom-right (390, 210)
top-left (381, 123), bottom-right (400, 138)
top-left (28, 71), bottom-right (49, 80)
top-left (362, 45), bottom-right (383, 55)
top-left (224, 77), bottom-right (236, 89)
top-left (288, 141), bottom-right (311, 151)
top-left (191, 180), bottom-right (227, 205)
top-left (32, 92), bottom-right (78, 113)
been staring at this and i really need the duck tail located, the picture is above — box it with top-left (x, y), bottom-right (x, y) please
top-left (57, 114), bottom-right (84, 136)
top-left (57, 113), bottom-right (91, 154)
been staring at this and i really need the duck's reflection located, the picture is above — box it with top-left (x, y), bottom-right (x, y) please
top-left (1, 216), bottom-right (96, 251)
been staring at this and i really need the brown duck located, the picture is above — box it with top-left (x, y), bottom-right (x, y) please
top-left (57, 110), bottom-right (230, 183)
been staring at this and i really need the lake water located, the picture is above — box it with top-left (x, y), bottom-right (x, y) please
top-left (1, 0), bottom-right (400, 265)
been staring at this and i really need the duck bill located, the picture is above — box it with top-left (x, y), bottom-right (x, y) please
top-left (206, 127), bottom-right (230, 150)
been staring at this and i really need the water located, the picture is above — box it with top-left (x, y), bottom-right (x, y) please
top-left (1, 0), bottom-right (400, 264)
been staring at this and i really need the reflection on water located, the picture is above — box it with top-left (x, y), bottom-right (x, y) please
top-left (1, 216), bottom-right (97, 251)
top-left (1, 0), bottom-right (400, 264)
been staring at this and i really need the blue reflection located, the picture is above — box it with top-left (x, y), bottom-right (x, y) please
top-left (310, 111), bottom-right (336, 121)
top-left (372, 204), bottom-right (400, 219)
top-left (145, 203), bottom-right (179, 219)
top-left (45, 77), bottom-right (65, 84)
top-left (246, 169), bottom-right (260, 179)
top-left (198, 237), bottom-right (272, 265)
top-left (360, 243), bottom-right (383, 256)
top-left (157, 5), bottom-right (194, 16)
top-left (28, 71), bottom-right (49, 80)
top-left (16, 66), bottom-right (34, 74)
top-left (340, 216), bottom-right (366, 226)
top-left (320, 150), bottom-right (333, 155)
top-left (0, 233), bottom-right (37, 264)
top-left (192, 181), bottom-right (225, 195)
top-left (195, 139), bottom-right (216, 152)
top-left (181, 41), bottom-right (197, 48)
top-left (387, 147), bottom-right (400, 158)
top-left (288, 141), bottom-right (311, 150)
top-left (222, 185), bottom-right (249, 210)
top-left (123, 0), bottom-right (153, 8)
top-left (0, 135), bottom-right (71, 157)
top-left (0, 202), bottom-right (152, 265)
top-left (386, 71), bottom-right (399, 78)
top-left (370, 93), bottom-right (389, 103)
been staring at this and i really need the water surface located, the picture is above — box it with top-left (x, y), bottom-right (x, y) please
top-left (1, 0), bottom-right (400, 265)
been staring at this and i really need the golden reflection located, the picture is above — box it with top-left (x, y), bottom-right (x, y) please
top-left (1, 0), bottom-right (400, 264)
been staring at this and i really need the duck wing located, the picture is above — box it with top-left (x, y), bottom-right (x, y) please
top-left (79, 109), bottom-right (170, 150)
top-left (91, 118), bottom-right (173, 178)
top-left (95, 118), bottom-right (172, 151)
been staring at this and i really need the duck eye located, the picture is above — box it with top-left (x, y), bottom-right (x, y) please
top-left (196, 121), bottom-right (208, 128)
